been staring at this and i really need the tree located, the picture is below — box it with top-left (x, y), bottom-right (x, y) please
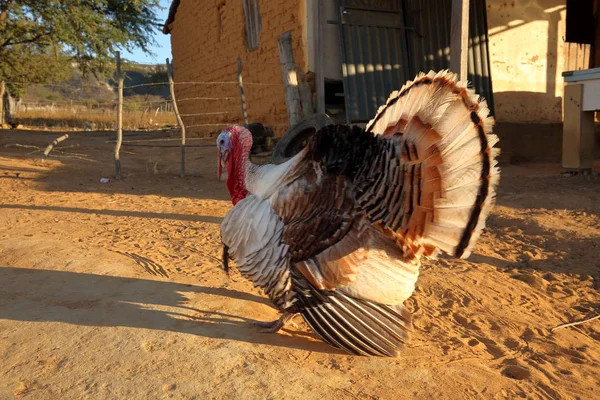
top-left (0, 0), bottom-right (161, 125)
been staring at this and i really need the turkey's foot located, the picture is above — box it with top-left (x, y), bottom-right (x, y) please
top-left (253, 312), bottom-right (298, 333)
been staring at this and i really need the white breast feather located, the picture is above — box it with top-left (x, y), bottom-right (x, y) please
top-left (245, 149), bottom-right (305, 198)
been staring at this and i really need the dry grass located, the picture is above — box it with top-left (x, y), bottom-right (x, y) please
top-left (15, 109), bottom-right (177, 131)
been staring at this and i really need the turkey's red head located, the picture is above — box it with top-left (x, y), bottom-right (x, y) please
top-left (217, 126), bottom-right (252, 205)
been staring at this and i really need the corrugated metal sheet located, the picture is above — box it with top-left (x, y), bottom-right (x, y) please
top-left (468, 0), bottom-right (495, 115)
top-left (403, 0), bottom-right (494, 114)
top-left (404, 0), bottom-right (452, 74)
top-left (339, 0), bottom-right (494, 123)
top-left (338, 0), bottom-right (411, 122)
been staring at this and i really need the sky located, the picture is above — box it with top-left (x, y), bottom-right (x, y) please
top-left (121, 0), bottom-right (172, 65)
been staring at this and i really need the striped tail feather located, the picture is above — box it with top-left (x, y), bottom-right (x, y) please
top-left (365, 70), bottom-right (500, 259)
top-left (294, 278), bottom-right (412, 357)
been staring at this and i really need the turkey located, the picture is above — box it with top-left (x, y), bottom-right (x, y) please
top-left (216, 70), bottom-right (499, 357)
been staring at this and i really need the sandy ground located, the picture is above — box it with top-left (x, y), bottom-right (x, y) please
top-left (0, 129), bottom-right (599, 400)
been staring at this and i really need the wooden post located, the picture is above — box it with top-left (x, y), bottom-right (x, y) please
top-left (315, 0), bottom-right (326, 114)
top-left (166, 58), bottom-right (186, 178)
top-left (562, 83), bottom-right (595, 171)
top-left (450, 0), bottom-right (470, 81)
top-left (237, 57), bottom-right (249, 126)
top-left (278, 31), bottom-right (302, 127)
top-left (115, 51), bottom-right (123, 179)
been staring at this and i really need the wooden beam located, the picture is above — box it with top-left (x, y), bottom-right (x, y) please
top-left (278, 31), bottom-right (302, 127)
top-left (450, 0), bottom-right (470, 81)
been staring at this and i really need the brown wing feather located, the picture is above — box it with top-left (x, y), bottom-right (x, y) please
top-left (269, 161), bottom-right (361, 289)
top-left (271, 163), bottom-right (356, 263)
top-left (269, 159), bottom-right (420, 303)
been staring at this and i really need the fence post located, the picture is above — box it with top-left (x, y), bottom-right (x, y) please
top-left (237, 57), bottom-right (249, 126)
top-left (166, 58), bottom-right (186, 178)
top-left (115, 51), bottom-right (124, 179)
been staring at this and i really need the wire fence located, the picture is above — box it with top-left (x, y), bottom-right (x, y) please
top-left (0, 47), bottom-right (304, 179)
top-left (5, 53), bottom-right (291, 179)
top-left (7, 59), bottom-right (281, 132)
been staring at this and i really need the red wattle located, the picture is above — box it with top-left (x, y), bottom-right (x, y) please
top-left (226, 140), bottom-right (249, 205)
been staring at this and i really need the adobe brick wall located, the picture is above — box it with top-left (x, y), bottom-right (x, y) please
top-left (169, 0), bottom-right (306, 137)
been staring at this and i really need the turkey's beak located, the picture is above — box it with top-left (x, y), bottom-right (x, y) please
top-left (217, 149), bottom-right (229, 181)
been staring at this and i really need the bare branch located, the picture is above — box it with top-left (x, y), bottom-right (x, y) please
top-left (551, 314), bottom-right (600, 332)
top-left (42, 133), bottom-right (70, 160)
top-left (2, 30), bottom-right (52, 48)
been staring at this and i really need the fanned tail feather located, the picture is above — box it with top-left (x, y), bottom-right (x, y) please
top-left (365, 70), bottom-right (500, 259)
top-left (295, 277), bottom-right (412, 357)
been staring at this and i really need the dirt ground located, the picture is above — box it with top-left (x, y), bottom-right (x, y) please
top-left (0, 129), bottom-right (599, 400)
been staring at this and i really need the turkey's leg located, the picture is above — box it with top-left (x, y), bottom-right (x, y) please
top-left (253, 312), bottom-right (298, 333)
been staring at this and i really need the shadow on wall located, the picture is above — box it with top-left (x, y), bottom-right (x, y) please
top-left (493, 91), bottom-right (563, 163)
top-left (491, 91), bottom-right (600, 164)
top-left (495, 120), bottom-right (600, 163)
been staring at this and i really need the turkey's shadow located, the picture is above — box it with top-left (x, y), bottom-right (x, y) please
top-left (0, 267), bottom-right (342, 354)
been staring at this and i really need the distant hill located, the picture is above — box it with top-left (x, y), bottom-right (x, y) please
top-left (21, 62), bottom-right (170, 107)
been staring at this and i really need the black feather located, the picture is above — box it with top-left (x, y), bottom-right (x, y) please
top-left (292, 274), bottom-right (412, 357)
top-left (222, 244), bottom-right (230, 276)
